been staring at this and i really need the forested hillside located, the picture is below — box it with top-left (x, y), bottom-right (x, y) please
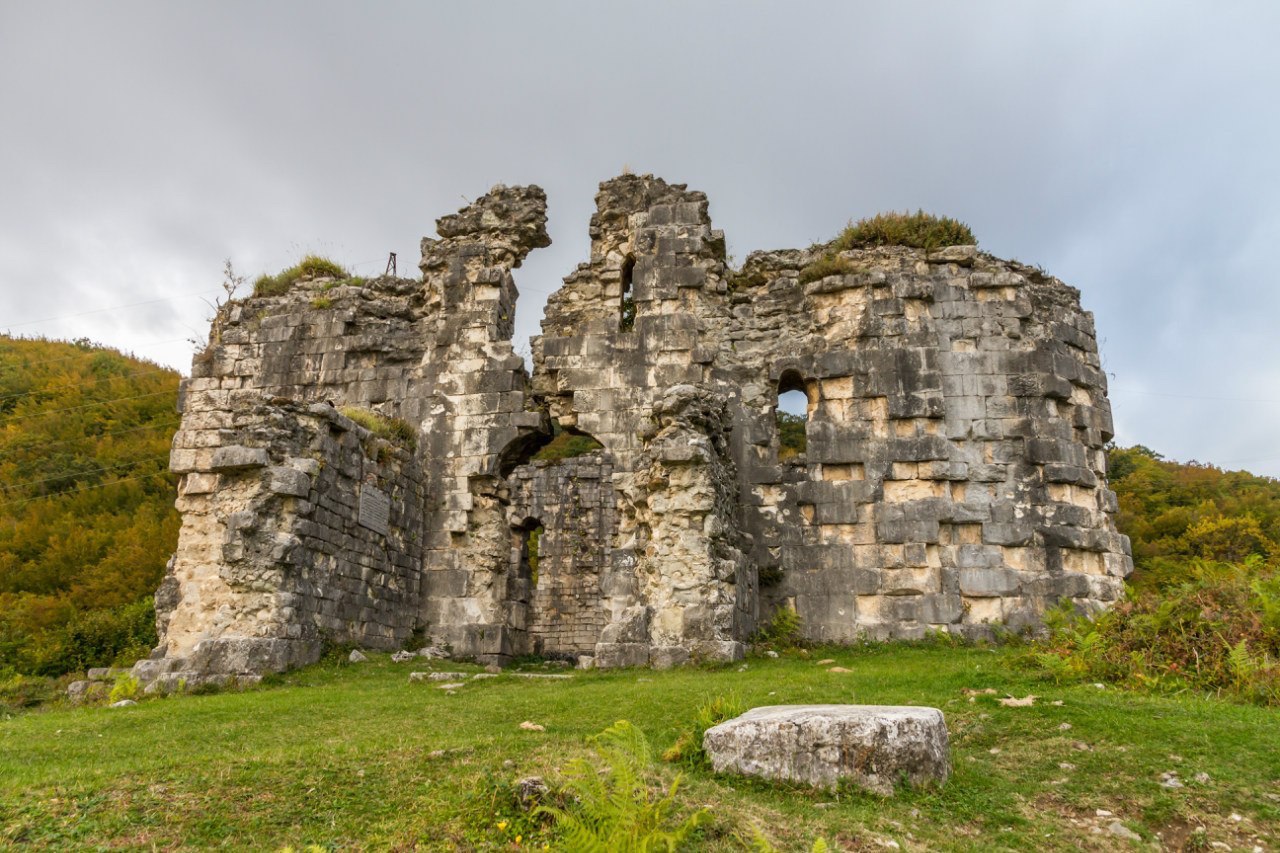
top-left (1108, 444), bottom-right (1280, 586)
top-left (0, 336), bottom-right (181, 675)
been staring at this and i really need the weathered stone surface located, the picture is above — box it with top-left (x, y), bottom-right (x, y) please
top-left (139, 173), bottom-right (1130, 680)
top-left (703, 705), bottom-right (950, 793)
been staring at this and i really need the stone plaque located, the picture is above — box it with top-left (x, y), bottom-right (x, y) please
top-left (358, 485), bottom-right (391, 535)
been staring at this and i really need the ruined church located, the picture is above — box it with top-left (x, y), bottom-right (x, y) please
top-left (140, 174), bottom-right (1131, 682)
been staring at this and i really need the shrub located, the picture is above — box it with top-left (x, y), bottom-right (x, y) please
top-left (1029, 558), bottom-right (1280, 705)
top-left (0, 668), bottom-right (60, 711)
top-left (252, 255), bottom-right (349, 297)
top-left (108, 673), bottom-right (140, 704)
top-left (753, 604), bottom-right (803, 649)
top-left (23, 599), bottom-right (157, 677)
top-left (537, 720), bottom-right (706, 851)
top-left (832, 210), bottom-right (975, 252)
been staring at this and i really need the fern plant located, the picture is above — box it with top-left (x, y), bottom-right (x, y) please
top-left (537, 720), bottom-right (706, 852)
top-left (662, 693), bottom-right (745, 766)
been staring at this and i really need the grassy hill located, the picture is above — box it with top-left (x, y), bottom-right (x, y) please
top-left (1, 646), bottom-right (1276, 850)
top-left (0, 336), bottom-right (181, 676)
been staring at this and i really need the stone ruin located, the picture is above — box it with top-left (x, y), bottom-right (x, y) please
top-left (134, 174), bottom-right (1132, 685)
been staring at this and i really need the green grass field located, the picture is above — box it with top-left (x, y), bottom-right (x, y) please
top-left (3, 645), bottom-right (1278, 851)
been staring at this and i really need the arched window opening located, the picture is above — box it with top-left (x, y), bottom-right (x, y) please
top-left (530, 423), bottom-right (605, 462)
top-left (619, 254), bottom-right (636, 331)
top-left (776, 371), bottom-right (812, 461)
top-left (516, 517), bottom-right (544, 589)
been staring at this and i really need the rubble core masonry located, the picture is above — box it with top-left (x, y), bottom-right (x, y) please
top-left (147, 174), bottom-right (1131, 680)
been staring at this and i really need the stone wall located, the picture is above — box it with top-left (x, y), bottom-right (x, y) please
top-left (506, 451), bottom-right (614, 658)
top-left (145, 172), bottom-right (1131, 682)
top-left (719, 242), bottom-right (1126, 640)
top-left (155, 395), bottom-right (424, 679)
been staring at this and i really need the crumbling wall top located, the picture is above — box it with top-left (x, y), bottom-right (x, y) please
top-left (421, 184), bottom-right (551, 272)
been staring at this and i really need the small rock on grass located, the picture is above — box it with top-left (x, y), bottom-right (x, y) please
top-left (349, 650), bottom-right (368, 663)
top-left (437, 682), bottom-right (465, 690)
top-left (109, 699), bottom-right (137, 708)
top-left (1108, 821), bottom-right (1141, 842)
top-left (519, 721), bottom-right (545, 732)
top-left (828, 666), bottom-right (852, 673)
top-left (516, 777), bottom-right (548, 806)
top-left (815, 659), bottom-right (835, 665)
top-left (998, 695), bottom-right (1036, 707)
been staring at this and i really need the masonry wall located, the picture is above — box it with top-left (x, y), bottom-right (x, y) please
top-left (530, 174), bottom-right (1130, 653)
top-left (158, 396), bottom-right (424, 677)
top-left (506, 452), bottom-right (614, 657)
top-left (185, 274), bottom-right (437, 424)
top-left (719, 243), bottom-right (1128, 641)
top-left (148, 173), bottom-right (1131, 682)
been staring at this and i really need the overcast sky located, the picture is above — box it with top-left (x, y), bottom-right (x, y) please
top-left (2, 2), bottom-right (1278, 475)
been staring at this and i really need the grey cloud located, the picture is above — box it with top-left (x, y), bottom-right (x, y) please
top-left (2, 1), bottom-right (1278, 474)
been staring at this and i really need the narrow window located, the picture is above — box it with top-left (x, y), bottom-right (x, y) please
top-left (776, 372), bottom-right (811, 461)
top-left (619, 255), bottom-right (636, 331)
top-left (518, 518), bottom-right (544, 588)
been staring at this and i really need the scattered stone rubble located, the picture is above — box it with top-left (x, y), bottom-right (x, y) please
top-left (108, 173), bottom-right (1128, 692)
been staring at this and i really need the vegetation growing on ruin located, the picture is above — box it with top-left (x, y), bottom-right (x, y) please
top-left (797, 210), bottom-right (976, 284)
top-left (339, 406), bottom-right (417, 451)
top-left (3, 646), bottom-right (1277, 850)
top-left (531, 426), bottom-right (604, 462)
top-left (832, 210), bottom-right (976, 252)
top-left (796, 253), bottom-right (861, 285)
top-left (252, 255), bottom-right (349, 297)
top-left (0, 337), bottom-right (179, 679)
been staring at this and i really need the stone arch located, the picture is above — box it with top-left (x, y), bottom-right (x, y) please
top-left (496, 428), bottom-right (554, 478)
top-left (501, 427), bottom-right (614, 659)
top-left (776, 369), bottom-right (815, 462)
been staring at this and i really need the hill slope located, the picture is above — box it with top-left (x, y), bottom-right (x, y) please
top-left (0, 336), bottom-right (181, 675)
top-left (1108, 445), bottom-right (1280, 587)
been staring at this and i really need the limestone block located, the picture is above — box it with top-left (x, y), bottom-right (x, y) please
top-left (268, 467), bottom-right (311, 497)
top-left (211, 446), bottom-right (270, 471)
top-left (958, 567), bottom-right (1021, 597)
top-left (703, 705), bottom-right (949, 793)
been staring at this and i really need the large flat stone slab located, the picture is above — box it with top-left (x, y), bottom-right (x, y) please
top-left (702, 704), bottom-right (949, 794)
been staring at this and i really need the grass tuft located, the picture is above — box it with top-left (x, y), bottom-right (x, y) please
top-left (833, 210), bottom-right (976, 252)
top-left (339, 406), bottom-right (417, 451)
top-left (253, 255), bottom-right (349, 298)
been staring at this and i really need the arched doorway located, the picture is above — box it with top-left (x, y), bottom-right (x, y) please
top-left (502, 428), bottom-right (615, 659)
